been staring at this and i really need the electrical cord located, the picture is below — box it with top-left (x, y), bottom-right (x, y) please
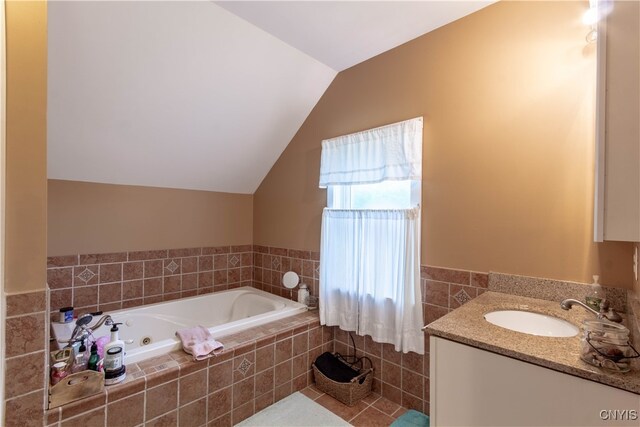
top-left (334, 331), bottom-right (372, 374)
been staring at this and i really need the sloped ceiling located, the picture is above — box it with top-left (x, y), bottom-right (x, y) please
top-left (48, 1), bottom-right (495, 194)
top-left (216, 1), bottom-right (496, 72)
top-left (47, 1), bottom-right (336, 194)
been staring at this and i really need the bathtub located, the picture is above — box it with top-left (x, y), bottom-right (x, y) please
top-left (51, 287), bottom-right (306, 364)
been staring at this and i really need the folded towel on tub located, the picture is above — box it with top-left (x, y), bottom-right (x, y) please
top-left (175, 325), bottom-right (224, 361)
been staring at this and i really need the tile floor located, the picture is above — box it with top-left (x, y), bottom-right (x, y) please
top-left (300, 385), bottom-right (409, 427)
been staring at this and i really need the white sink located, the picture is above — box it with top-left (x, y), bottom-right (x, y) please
top-left (484, 310), bottom-right (579, 337)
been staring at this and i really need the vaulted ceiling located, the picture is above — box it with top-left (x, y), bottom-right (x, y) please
top-left (48, 1), bottom-right (494, 194)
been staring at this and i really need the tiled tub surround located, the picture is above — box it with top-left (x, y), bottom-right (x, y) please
top-left (40, 244), bottom-right (488, 424)
top-left (46, 245), bottom-right (253, 318)
top-left (45, 311), bottom-right (332, 426)
top-left (4, 290), bottom-right (49, 427)
top-left (50, 287), bottom-right (307, 365)
top-left (252, 245), bottom-right (320, 301)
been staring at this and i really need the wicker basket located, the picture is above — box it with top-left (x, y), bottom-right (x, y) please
top-left (312, 354), bottom-right (373, 406)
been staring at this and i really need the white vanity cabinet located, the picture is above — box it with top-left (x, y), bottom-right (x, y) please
top-left (429, 337), bottom-right (640, 426)
top-left (594, 0), bottom-right (640, 242)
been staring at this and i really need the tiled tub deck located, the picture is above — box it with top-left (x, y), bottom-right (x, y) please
top-left (45, 311), bottom-right (332, 426)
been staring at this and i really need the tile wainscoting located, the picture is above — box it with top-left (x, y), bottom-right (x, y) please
top-left (251, 245), bottom-right (631, 415)
top-left (4, 290), bottom-right (49, 427)
top-left (252, 244), bottom-right (491, 415)
top-left (252, 245), bottom-right (320, 301)
top-left (10, 244), bottom-right (623, 425)
top-left (46, 245), bottom-right (253, 319)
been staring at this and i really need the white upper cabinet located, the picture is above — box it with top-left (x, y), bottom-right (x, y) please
top-left (594, 0), bottom-right (640, 242)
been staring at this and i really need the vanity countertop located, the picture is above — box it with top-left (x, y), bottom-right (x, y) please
top-left (425, 291), bottom-right (640, 394)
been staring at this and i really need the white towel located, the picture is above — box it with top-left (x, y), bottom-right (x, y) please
top-left (175, 325), bottom-right (224, 361)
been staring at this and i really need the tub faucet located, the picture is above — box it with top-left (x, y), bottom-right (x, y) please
top-left (66, 314), bottom-right (93, 345)
top-left (64, 314), bottom-right (115, 346)
top-left (89, 314), bottom-right (114, 331)
top-left (560, 298), bottom-right (622, 323)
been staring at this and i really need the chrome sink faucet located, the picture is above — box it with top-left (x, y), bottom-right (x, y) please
top-left (560, 298), bottom-right (622, 323)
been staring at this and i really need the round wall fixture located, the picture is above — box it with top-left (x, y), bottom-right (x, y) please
top-left (282, 271), bottom-right (300, 289)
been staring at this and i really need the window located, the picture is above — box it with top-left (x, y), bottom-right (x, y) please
top-left (327, 180), bottom-right (420, 210)
top-left (318, 117), bottom-right (424, 354)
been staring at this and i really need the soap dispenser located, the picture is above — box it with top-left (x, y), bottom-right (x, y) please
top-left (103, 323), bottom-right (126, 385)
top-left (71, 339), bottom-right (88, 373)
top-left (585, 275), bottom-right (604, 312)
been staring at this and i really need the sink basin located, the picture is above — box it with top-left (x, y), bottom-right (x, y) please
top-left (484, 310), bottom-right (579, 337)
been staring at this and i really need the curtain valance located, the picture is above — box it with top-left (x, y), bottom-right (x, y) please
top-left (319, 117), bottom-right (423, 188)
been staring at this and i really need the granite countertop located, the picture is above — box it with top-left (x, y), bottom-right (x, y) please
top-left (425, 291), bottom-right (640, 394)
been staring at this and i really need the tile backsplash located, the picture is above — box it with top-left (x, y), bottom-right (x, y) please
top-left (252, 245), bottom-right (320, 301)
top-left (46, 245), bottom-right (253, 318)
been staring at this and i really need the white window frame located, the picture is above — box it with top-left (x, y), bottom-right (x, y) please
top-left (327, 180), bottom-right (421, 210)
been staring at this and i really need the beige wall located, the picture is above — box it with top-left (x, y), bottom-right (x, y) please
top-left (5, 1), bottom-right (48, 293)
top-left (635, 243), bottom-right (640, 298)
top-left (48, 180), bottom-right (253, 255)
top-left (254, 0), bottom-right (634, 288)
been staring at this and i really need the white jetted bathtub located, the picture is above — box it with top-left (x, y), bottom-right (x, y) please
top-left (51, 287), bottom-right (307, 364)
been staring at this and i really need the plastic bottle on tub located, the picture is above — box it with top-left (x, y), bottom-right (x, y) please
top-left (87, 342), bottom-right (100, 371)
top-left (298, 284), bottom-right (309, 306)
top-left (103, 323), bottom-right (126, 385)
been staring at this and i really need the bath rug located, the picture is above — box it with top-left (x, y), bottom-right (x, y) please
top-left (390, 409), bottom-right (429, 427)
top-left (236, 391), bottom-right (352, 427)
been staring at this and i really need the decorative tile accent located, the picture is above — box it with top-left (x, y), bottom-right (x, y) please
top-left (77, 267), bottom-right (96, 283)
top-left (166, 260), bottom-right (179, 273)
top-left (453, 288), bottom-right (471, 306)
top-left (229, 255), bottom-right (240, 268)
top-left (236, 358), bottom-right (253, 376)
top-left (271, 257), bottom-right (281, 270)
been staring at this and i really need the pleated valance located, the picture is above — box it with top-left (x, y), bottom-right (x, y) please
top-left (319, 117), bottom-right (423, 188)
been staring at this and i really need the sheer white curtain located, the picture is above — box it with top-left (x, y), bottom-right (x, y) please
top-left (320, 208), bottom-right (423, 353)
top-left (319, 118), bottom-right (424, 354)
